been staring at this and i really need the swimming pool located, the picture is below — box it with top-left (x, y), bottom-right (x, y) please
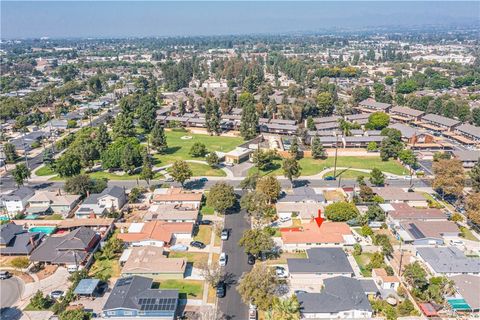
top-left (29, 226), bottom-right (57, 235)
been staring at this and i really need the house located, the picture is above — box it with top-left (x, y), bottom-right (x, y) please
top-left (259, 123), bottom-right (298, 135)
top-left (357, 98), bottom-right (392, 113)
top-left (278, 186), bottom-right (325, 204)
top-left (371, 187), bottom-right (428, 207)
top-left (120, 246), bottom-right (186, 280)
top-left (416, 247), bottom-right (480, 276)
top-left (388, 123), bottom-right (435, 145)
top-left (454, 123), bottom-right (480, 142)
top-left (389, 106), bottom-right (424, 122)
top-left (448, 275), bottom-right (480, 312)
top-left (420, 114), bottom-right (460, 132)
top-left (343, 136), bottom-right (384, 148)
top-left (372, 268), bottom-right (400, 290)
top-left (152, 188), bottom-right (203, 209)
top-left (10, 131), bottom-right (45, 152)
top-left (28, 190), bottom-right (81, 217)
top-left (117, 221), bottom-right (193, 247)
top-left (345, 113), bottom-right (370, 125)
top-left (0, 222), bottom-right (44, 256)
top-left (224, 147), bottom-right (253, 165)
top-left (396, 220), bottom-right (460, 245)
top-left (30, 227), bottom-right (101, 270)
top-left (287, 248), bottom-right (354, 284)
top-left (75, 186), bottom-right (126, 219)
top-left (385, 203), bottom-right (447, 223)
top-left (281, 218), bottom-right (354, 251)
top-left (275, 202), bottom-right (323, 222)
top-left (297, 276), bottom-right (373, 319)
top-left (45, 119), bottom-right (68, 131)
top-left (144, 204), bottom-right (198, 223)
top-left (1, 187), bottom-right (35, 214)
top-left (102, 276), bottom-right (178, 319)
top-left (452, 150), bottom-right (480, 168)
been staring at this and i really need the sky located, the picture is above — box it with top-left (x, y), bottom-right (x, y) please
top-left (1, 1), bottom-right (479, 39)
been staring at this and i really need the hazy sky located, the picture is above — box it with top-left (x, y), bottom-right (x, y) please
top-left (1, 1), bottom-right (479, 39)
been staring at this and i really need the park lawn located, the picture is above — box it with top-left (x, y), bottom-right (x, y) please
top-left (89, 257), bottom-right (121, 280)
top-left (266, 251), bottom-right (307, 265)
top-left (354, 252), bottom-right (374, 277)
top-left (34, 166), bottom-right (55, 176)
top-left (159, 279), bottom-right (204, 300)
top-left (167, 162), bottom-right (226, 177)
top-left (194, 225), bottom-right (212, 245)
top-left (460, 226), bottom-right (479, 242)
top-left (154, 131), bottom-right (243, 165)
top-left (249, 156), bottom-right (406, 176)
top-left (168, 252), bottom-right (209, 265)
top-left (49, 170), bottom-right (164, 181)
top-left (323, 169), bottom-right (370, 179)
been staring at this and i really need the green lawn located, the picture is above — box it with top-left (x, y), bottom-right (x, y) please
top-left (167, 162), bottom-right (226, 177)
top-left (158, 279), bottom-right (204, 300)
top-left (168, 252), bottom-right (209, 265)
top-left (249, 156), bottom-right (406, 176)
top-left (266, 251), bottom-right (307, 265)
top-left (154, 131), bottom-right (243, 166)
top-left (34, 166), bottom-right (55, 176)
top-left (194, 225), bottom-right (212, 245)
top-left (354, 252), bottom-right (374, 277)
top-left (49, 170), bottom-right (164, 181)
top-left (200, 205), bottom-right (215, 216)
top-left (460, 226), bottom-right (479, 242)
top-left (323, 169), bottom-right (370, 179)
top-left (89, 256), bottom-right (121, 280)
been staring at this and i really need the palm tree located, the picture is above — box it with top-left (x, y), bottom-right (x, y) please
top-left (271, 296), bottom-right (300, 320)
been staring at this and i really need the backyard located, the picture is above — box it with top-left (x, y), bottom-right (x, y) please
top-left (194, 225), bottom-right (212, 245)
top-left (353, 252), bottom-right (374, 277)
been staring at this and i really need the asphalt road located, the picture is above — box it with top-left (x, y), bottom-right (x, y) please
top-left (0, 276), bottom-right (23, 309)
top-left (218, 199), bottom-right (252, 320)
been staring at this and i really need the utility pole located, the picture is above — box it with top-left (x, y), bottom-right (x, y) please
top-left (333, 134), bottom-right (339, 179)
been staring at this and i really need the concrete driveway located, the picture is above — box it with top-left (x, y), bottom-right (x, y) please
top-left (1, 276), bottom-right (24, 308)
top-left (21, 267), bottom-right (70, 302)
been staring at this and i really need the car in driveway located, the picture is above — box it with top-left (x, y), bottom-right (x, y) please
top-left (275, 266), bottom-right (288, 278)
top-left (219, 252), bottom-right (228, 266)
top-left (216, 281), bottom-right (226, 298)
top-left (247, 253), bottom-right (256, 265)
top-left (221, 229), bottom-right (229, 240)
top-left (190, 241), bottom-right (206, 249)
top-left (49, 290), bottom-right (65, 300)
top-left (198, 219), bottom-right (213, 225)
top-left (0, 271), bottom-right (11, 280)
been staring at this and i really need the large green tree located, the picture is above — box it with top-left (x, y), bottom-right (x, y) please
top-left (240, 99), bottom-right (259, 140)
top-left (112, 113), bottom-right (135, 139)
top-left (324, 202), bottom-right (359, 221)
top-left (366, 112), bottom-right (390, 130)
top-left (282, 158), bottom-right (301, 188)
top-left (369, 168), bottom-right (385, 186)
top-left (256, 175), bottom-right (281, 204)
top-left (56, 153), bottom-right (81, 177)
top-left (237, 262), bottom-right (279, 311)
top-left (150, 122), bottom-right (168, 153)
top-left (239, 228), bottom-right (275, 256)
top-left (469, 160), bottom-right (480, 193)
top-left (311, 136), bottom-right (326, 159)
top-left (3, 142), bottom-right (18, 163)
top-left (64, 174), bottom-right (107, 197)
top-left (205, 98), bottom-right (221, 135)
top-left (170, 160), bottom-right (192, 187)
top-left (207, 182), bottom-right (236, 214)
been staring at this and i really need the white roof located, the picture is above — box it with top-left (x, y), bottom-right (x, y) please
top-left (343, 235), bottom-right (356, 245)
top-left (225, 147), bottom-right (251, 157)
top-left (128, 223), bottom-right (144, 233)
top-left (119, 248), bottom-right (132, 263)
top-left (379, 204), bottom-right (395, 212)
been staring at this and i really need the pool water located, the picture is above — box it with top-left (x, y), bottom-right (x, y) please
top-left (29, 226), bottom-right (57, 235)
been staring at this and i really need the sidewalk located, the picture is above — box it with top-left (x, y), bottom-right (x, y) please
top-left (202, 211), bottom-right (222, 305)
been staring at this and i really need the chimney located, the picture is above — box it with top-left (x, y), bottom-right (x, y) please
top-left (29, 235), bottom-right (35, 248)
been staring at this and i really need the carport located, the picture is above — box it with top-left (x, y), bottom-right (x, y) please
top-left (74, 279), bottom-right (101, 297)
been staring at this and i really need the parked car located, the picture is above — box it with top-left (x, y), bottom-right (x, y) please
top-left (247, 253), bottom-right (256, 265)
top-left (216, 281), bottom-right (226, 298)
top-left (219, 252), bottom-right (228, 266)
top-left (165, 177), bottom-right (174, 182)
top-left (0, 271), bottom-right (11, 280)
top-left (190, 241), bottom-right (206, 249)
top-left (249, 304), bottom-right (257, 320)
top-left (275, 266), bottom-right (288, 278)
top-left (49, 290), bottom-right (65, 300)
top-left (198, 220), bottom-right (213, 225)
top-left (170, 244), bottom-right (189, 252)
top-left (221, 229), bottom-right (229, 240)
top-left (324, 176), bottom-right (336, 181)
top-left (279, 216), bottom-right (291, 223)
top-left (199, 177), bottom-right (208, 183)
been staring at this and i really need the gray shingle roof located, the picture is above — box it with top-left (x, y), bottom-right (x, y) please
top-left (279, 186), bottom-right (325, 203)
top-left (422, 113), bottom-right (460, 127)
top-left (287, 248), bottom-right (353, 274)
top-left (2, 187), bottom-right (35, 202)
top-left (298, 276), bottom-right (372, 314)
top-left (0, 223), bottom-right (25, 245)
top-left (417, 247), bottom-right (480, 274)
top-left (390, 106), bottom-right (424, 117)
top-left (359, 99), bottom-right (391, 110)
top-left (456, 123), bottom-right (480, 139)
top-left (453, 150), bottom-right (480, 162)
top-left (103, 276), bottom-right (178, 312)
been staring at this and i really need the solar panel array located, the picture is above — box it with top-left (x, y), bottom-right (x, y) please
top-left (116, 278), bottom-right (133, 287)
top-left (138, 298), bottom-right (177, 311)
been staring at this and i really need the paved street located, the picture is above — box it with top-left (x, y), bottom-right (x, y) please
top-left (218, 198), bottom-right (252, 320)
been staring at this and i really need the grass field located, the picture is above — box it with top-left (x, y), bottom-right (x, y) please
top-left (194, 225), bottom-right (212, 245)
top-left (354, 252), bottom-right (374, 277)
top-left (167, 162), bottom-right (226, 177)
top-left (322, 169), bottom-right (370, 179)
top-left (460, 226), bottom-right (479, 242)
top-left (168, 252), bottom-right (209, 265)
top-left (34, 166), bottom-right (55, 176)
top-left (249, 156), bottom-right (406, 176)
top-left (158, 279), bottom-right (204, 300)
top-left (154, 131), bottom-right (243, 166)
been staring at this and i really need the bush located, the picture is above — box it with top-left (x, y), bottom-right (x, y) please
top-left (353, 243), bottom-right (362, 256)
top-left (11, 256), bottom-right (30, 270)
